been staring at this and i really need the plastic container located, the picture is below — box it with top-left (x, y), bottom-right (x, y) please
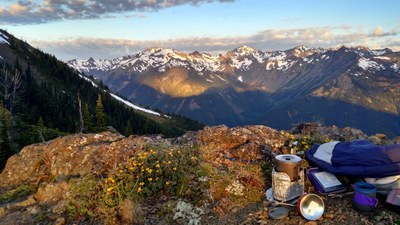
top-left (353, 182), bottom-right (378, 212)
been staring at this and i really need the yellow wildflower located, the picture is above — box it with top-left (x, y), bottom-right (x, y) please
top-left (106, 186), bottom-right (116, 194)
top-left (155, 164), bottom-right (160, 168)
top-left (146, 168), bottom-right (153, 174)
top-left (148, 177), bottom-right (153, 182)
top-left (173, 167), bottom-right (177, 171)
top-left (165, 181), bottom-right (170, 185)
top-left (137, 187), bottom-right (142, 193)
top-left (139, 182), bottom-right (145, 186)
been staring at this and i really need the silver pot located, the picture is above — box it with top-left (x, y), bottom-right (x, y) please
top-left (274, 154), bottom-right (301, 181)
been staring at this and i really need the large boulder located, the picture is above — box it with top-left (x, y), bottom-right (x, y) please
top-left (0, 132), bottom-right (160, 190)
top-left (291, 123), bottom-right (368, 141)
top-left (198, 125), bottom-right (285, 162)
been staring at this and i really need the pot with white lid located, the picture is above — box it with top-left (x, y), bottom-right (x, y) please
top-left (274, 154), bottom-right (302, 181)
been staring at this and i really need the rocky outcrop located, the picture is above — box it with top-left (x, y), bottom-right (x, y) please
top-left (198, 125), bottom-right (285, 162)
top-left (0, 132), bottom-right (164, 190)
top-left (291, 123), bottom-right (368, 140)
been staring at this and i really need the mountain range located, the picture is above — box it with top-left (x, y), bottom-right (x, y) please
top-left (68, 45), bottom-right (400, 137)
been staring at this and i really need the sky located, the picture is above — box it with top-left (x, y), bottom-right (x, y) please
top-left (1, 0), bottom-right (399, 60)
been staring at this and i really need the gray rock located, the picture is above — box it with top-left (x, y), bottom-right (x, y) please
top-left (268, 207), bottom-right (289, 220)
top-left (26, 206), bottom-right (40, 215)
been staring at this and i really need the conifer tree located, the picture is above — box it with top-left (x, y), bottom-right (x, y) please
top-left (83, 103), bottom-right (94, 133)
top-left (0, 105), bottom-right (12, 170)
top-left (95, 94), bottom-right (105, 131)
top-left (125, 120), bottom-right (133, 136)
top-left (78, 93), bottom-right (83, 133)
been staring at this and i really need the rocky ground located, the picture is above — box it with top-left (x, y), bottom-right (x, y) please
top-left (0, 123), bottom-right (399, 225)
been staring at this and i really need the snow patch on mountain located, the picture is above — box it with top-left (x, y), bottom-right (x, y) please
top-left (78, 73), bottom-right (98, 87)
top-left (370, 49), bottom-right (388, 56)
top-left (277, 60), bottom-right (297, 71)
top-left (264, 52), bottom-right (296, 71)
top-left (110, 93), bottom-right (161, 116)
top-left (216, 75), bottom-right (227, 82)
top-left (320, 55), bottom-right (330, 60)
top-left (358, 58), bottom-right (384, 71)
top-left (238, 76), bottom-right (243, 82)
top-left (374, 56), bottom-right (391, 60)
top-left (391, 64), bottom-right (399, 72)
top-left (0, 32), bottom-right (10, 45)
top-left (231, 57), bottom-right (252, 70)
top-left (303, 57), bottom-right (314, 63)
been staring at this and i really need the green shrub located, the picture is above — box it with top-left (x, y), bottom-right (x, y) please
top-left (0, 184), bottom-right (37, 204)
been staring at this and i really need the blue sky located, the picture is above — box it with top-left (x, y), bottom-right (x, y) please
top-left (1, 0), bottom-right (399, 60)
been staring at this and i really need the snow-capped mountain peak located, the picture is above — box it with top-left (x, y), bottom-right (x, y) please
top-left (68, 46), bottom-right (399, 77)
top-left (234, 45), bottom-right (258, 54)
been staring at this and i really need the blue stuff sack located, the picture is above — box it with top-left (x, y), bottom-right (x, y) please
top-left (353, 182), bottom-right (378, 212)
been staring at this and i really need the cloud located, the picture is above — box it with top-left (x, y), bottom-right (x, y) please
top-left (125, 14), bottom-right (146, 19)
top-left (369, 26), bottom-right (398, 38)
top-left (0, 0), bottom-right (235, 25)
top-left (30, 26), bottom-right (400, 60)
top-left (373, 26), bottom-right (384, 36)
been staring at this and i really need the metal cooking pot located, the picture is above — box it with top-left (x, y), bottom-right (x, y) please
top-left (274, 154), bottom-right (301, 181)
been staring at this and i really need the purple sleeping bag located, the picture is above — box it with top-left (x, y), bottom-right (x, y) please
top-left (305, 140), bottom-right (400, 178)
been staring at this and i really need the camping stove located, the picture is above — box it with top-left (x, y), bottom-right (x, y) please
top-left (272, 154), bottom-right (304, 202)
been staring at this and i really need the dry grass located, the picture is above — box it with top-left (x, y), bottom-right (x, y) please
top-left (117, 199), bottom-right (143, 225)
